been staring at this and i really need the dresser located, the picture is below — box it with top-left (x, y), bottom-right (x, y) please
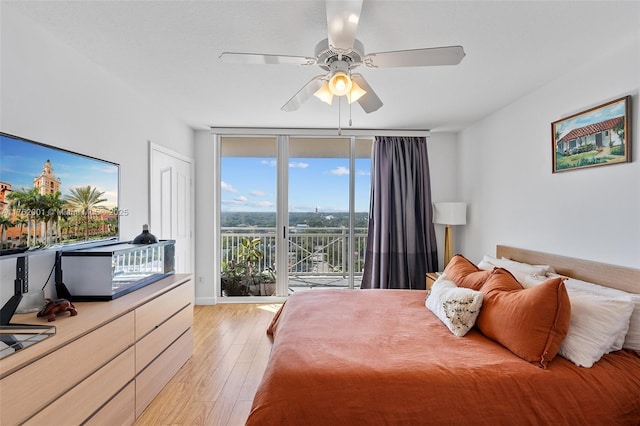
top-left (0, 274), bottom-right (193, 426)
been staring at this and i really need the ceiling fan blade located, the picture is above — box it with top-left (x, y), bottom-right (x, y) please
top-left (219, 52), bottom-right (315, 65)
top-left (365, 45), bottom-right (465, 68)
top-left (281, 75), bottom-right (327, 112)
top-left (351, 74), bottom-right (383, 113)
top-left (326, 0), bottom-right (363, 52)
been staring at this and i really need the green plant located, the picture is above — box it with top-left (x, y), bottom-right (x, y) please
top-left (221, 259), bottom-right (247, 295)
top-left (221, 237), bottom-right (275, 296)
top-left (610, 145), bottom-right (625, 156)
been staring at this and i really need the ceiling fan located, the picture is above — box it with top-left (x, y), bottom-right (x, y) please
top-left (219, 0), bottom-right (465, 114)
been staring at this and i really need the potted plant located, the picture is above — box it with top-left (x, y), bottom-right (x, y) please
top-left (221, 237), bottom-right (276, 296)
top-left (220, 258), bottom-right (248, 296)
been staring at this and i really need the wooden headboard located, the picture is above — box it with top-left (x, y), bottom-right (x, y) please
top-left (496, 245), bottom-right (640, 294)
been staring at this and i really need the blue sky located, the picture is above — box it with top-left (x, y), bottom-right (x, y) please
top-left (0, 134), bottom-right (119, 209)
top-left (554, 98), bottom-right (627, 139)
top-left (221, 157), bottom-right (371, 213)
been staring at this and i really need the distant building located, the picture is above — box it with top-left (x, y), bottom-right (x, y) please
top-left (0, 181), bottom-right (11, 214)
top-left (2, 160), bottom-right (62, 245)
top-left (34, 159), bottom-right (61, 195)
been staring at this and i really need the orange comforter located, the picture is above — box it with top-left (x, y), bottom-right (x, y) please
top-left (247, 289), bottom-right (640, 425)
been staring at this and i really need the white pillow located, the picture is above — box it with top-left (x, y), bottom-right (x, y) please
top-left (557, 288), bottom-right (634, 367)
top-left (426, 274), bottom-right (483, 337)
top-left (552, 275), bottom-right (640, 351)
top-left (478, 255), bottom-right (553, 276)
top-left (516, 274), bottom-right (635, 363)
top-left (518, 274), bottom-right (547, 289)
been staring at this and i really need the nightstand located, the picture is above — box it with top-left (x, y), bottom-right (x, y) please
top-left (426, 272), bottom-right (440, 290)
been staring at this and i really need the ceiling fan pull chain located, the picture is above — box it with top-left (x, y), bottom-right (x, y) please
top-left (349, 97), bottom-right (353, 127)
top-left (338, 96), bottom-right (342, 135)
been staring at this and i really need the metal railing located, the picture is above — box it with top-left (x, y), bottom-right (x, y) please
top-left (221, 226), bottom-right (368, 279)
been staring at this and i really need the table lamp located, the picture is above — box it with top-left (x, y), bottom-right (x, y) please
top-left (433, 202), bottom-right (467, 266)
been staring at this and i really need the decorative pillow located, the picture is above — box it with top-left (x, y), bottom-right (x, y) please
top-left (443, 254), bottom-right (491, 290)
top-left (512, 273), bottom-right (635, 361)
top-left (426, 274), bottom-right (483, 337)
top-left (557, 289), bottom-right (633, 367)
top-left (547, 274), bottom-right (640, 352)
top-left (475, 268), bottom-right (571, 368)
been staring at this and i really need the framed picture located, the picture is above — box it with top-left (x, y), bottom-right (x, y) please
top-left (552, 95), bottom-right (631, 173)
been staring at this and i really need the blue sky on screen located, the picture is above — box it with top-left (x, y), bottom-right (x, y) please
top-left (0, 134), bottom-right (119, 209)
top-left (221, 157), bottom-right (371, 213)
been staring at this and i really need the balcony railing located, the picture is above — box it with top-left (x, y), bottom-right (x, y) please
top-left (221, 226), bottom-right (368, 286)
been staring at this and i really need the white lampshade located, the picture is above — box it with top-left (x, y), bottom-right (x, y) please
top-left (328, 71), bottom-right (352, 96)
top-left (314, 82), bottom-right (334, 105)
top-left (346, 80), bottom-right (366, 104)
top-left (433, 202), bottom-right (467, 225)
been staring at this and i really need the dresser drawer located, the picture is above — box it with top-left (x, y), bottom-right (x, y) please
top-left (24, 347), bottom-right (135, 425)
top-left (136, 304), bottom-right (193, 373)
top-left (136, 328), bottom-right (193, 417)
top-left (135, 280), bottom-right (192, 339)
top-left (0, 312), bottom-right (134, 425)
top-left (84, 381), bottom-right (136, 426)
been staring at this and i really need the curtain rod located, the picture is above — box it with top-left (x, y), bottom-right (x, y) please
top-left (210, 127), bottom-right (431, 137)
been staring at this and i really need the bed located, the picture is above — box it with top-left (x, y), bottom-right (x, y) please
top-left (246, 246), bottom-right (640, 425)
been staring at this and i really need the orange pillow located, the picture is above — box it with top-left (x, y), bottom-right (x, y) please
top-left (476, 268), bottom-right (571, 368)
top-left (443, 254), bottom-right (491, 290)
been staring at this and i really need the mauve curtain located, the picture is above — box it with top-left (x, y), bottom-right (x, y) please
top-left (361, 136), bottom-right (438, 289)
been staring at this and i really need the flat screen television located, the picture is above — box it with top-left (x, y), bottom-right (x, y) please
top-left (0, 132), bottom-right (120, 257)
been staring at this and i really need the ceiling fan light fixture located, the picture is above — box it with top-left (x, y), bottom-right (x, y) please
top-left (328, 71), bottom-right (352, 96)
top-left (346, 80), bottom-right (366, 104)
top-left (313, 82), bottom-right (334, 105)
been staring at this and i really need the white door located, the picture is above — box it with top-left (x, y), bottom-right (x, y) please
top-left (149, 142), bottom-right (193, 273)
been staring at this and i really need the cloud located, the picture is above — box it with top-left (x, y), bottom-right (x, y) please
top-left (221, 198), bottom-right (274, 208)
top-left (221, 181), bottom-right (238, 193)
top-left (330, 166), bottom-right (349, 175)
top-left (289, 162), bottom-right (309, 169)
top-left (266, 159), bottom-right (310, 169)
top-left (250, 189), bottom-right (266, 197)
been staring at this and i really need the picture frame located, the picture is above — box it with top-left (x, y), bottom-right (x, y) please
top-left (552, 95), bottom-right (631, 173)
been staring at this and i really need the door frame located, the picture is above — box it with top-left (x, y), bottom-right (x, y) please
top-left (149, 141), bottom-right (195, 275)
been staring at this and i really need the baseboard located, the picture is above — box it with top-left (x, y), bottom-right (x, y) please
top-left (195, 296), bottom-right (217, 305)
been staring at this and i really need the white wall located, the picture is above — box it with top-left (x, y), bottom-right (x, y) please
top-left (191, 131), bottom-right (459, 302)
top-left (457, 36), bottom-right (640, 268)
top-left (0, 9), bottom-right (194, 304)
top-left (193, 130), bottom-right (216, 305)
top-left (427, 133), bottom-right (459, 271)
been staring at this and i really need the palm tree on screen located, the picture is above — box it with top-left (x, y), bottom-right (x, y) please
top-left (42, 191), bottom-right (64, 243)
top-left (7, 187), bottom-right (42, 246)
top-left (15, 217), bottom-right (28, 246)
top-left (64, 186), bottom-right (107, 240)
top-left (0, 216), bottom-right (13, 245)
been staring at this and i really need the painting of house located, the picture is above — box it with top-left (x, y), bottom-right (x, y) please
top-left (556, 116), bottom-right (623, 154)
top-left (552, 96), bottom-right (630, 172)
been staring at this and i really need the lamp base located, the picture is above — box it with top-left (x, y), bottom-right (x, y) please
top-left (444, 224), bottom-right (454, 267)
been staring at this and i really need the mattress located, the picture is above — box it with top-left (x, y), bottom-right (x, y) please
top-left (247, 289), bottom-right (640, 425)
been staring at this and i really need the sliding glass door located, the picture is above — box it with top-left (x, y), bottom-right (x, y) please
top-left (287, 137), bottom-right (371, 292)
top-left (218, 134), bottom-right (372, 299)
top-left (219, 136), bottom-right (278, 297)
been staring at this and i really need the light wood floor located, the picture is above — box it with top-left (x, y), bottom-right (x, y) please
top-left (135, 303), bottom-right (281, 426)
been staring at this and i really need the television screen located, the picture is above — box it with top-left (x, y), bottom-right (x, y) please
top-left (0, 132), bottom-right (120, 256)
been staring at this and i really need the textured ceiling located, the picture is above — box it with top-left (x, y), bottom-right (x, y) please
top-left (4, 1), bottom-right (639, 132)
